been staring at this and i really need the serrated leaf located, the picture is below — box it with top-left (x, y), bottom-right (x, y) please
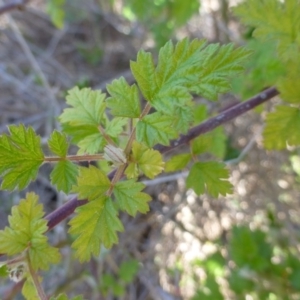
top-left (136, 112), bottom-right (177, 147)
top-left (62, 123), bottom-right (106, 154)
top-left (72, 166), bottom-right (111, 201)
top-left (69, 197), bottom-right (124, 262)
top-left (263, 105), bottom-right (300, 149)
top-left (0, 124), bottom-right (44, 190)
top-left (190, 43), bottom-right (252, 100)
top-left (106, 77), bottom-right (141, 118)
top-left (165, 153), bottom-right (191, 172)
top-left (186, 161), bottom-right (232, 197)
top-left (59, 87), bottom-right (106, 126)
top-left (233, 0), bottom-right (300, 61)
top-left (191, 127), bottom-right (227, 159)
top-left (50, 160), bottom-right (78, 193)
top-left (126, 141), bottom-right (164, 179)
top-left (130, 50), bottom-right (158, 101)
top-left (152, 87), bottom-right (193, 133)
top-left (105, 117), bottom-right (128, 138)
top-left (114, 180), bottom-right (151, 216)
top-left (0, 193), bottom-right (60, 270)
top-left (48, 130), bottom-right (68, 157)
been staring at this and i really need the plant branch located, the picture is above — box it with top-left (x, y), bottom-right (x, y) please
top-left (44, 87), bottom-right (279, 231)
top-left (44, 154), bottom-right (104, 163)
top-left (0, 0), bottom-right (30, 15)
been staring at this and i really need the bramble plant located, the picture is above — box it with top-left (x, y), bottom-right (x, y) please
top-left (0, 0), bottom-right (300, 299)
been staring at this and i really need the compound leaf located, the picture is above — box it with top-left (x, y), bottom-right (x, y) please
top-left (0, 193), bottom-right (60, 270)
top-left (114, 180), bottom-right (151, 216)
top-left (48, 130), bottom-right (68, 157)
top-left (136, 112), bottom-right (177, 147)
top-left (0, 124), bottom-right (44, 190)
top-left (69, 197), bottom-right (124, 262)
top-left (106, 77), bottom-right (141, 118)
top-left (50, 160), bottom-right (78, 193)
top-left (186, 161), bottom-right (232, 197)
top-left (263, 105), bottom-right (300, 149)
top-left (72, 166), bottom-right (111, 201)
top-left (126, 141), bottom-right (164, 179)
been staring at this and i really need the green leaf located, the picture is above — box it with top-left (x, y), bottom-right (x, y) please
top-left (105, 117), bottom-right (128, 138)
top-left (233, 0), bottom-right (300, 61)
top-left (194, 104), bottom-right (208, 123)
top-left (22, 276), bottom-right (39, 300)
top-left (69, 197), bottom-right (124, 262)
top-left (191, 127), bottom-right (227, 159)
top-left (114, 180), bottom-right (151, 216)
top-left (106, 77), bottom-right (141, 118)
top-left (72, 166), bottom-right (111, 201)
top-left (48, 130), bottom-right (68, 157)
top-left (263, 105), bottom-right (300, 149)
top-left (46, 0), bottom-right (65, 29)
top-left (126, 141), bottom-right (164, 179)
top-left (0, 124), bottom-right (44, 190)
top-left (0, 193), bottom-right (61, 270)
top-left (50, 160), bottom-right (78, 193)
top-left (229, 226), bottom-right (272, 271)
top-left (186, 161), bottom-right (232, 197)
top-left (119, 259), bottom-right (140, 283)
top-left (165, 153), bottom-right (191, 172)
top-left (50, 294), bottom-right (85, 300)
top-left (136, 112), bottom-right (177, 147)
top-left (59, 87), bottom-right (106, 126)
top-left (190, 43), bottom-right (252, 100)
top-left (130, 50), bottom-right (158, 101)
top-left (152, 87), bottom-right (194, 133)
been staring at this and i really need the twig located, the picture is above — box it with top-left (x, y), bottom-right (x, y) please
top-left (0, 0), bottom-right (29, 15)
top-left (44, 87), bottom-right (279, 231)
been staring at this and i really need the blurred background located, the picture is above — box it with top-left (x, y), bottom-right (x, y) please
top-left (0, 0), bottom-right (300, 299)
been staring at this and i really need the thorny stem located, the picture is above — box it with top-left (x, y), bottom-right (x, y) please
top-left (43, 154), bottom-right (104, 163)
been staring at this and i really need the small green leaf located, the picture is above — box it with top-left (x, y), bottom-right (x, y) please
top-left (72, 166), bottom-right (111, 201)
top-left (62, 123), bottom-right (106, 154)
top-left (136, 112), bottom-right (177, 147)
top-left (165, 153), bottom-right (191, 172)
top-left (278, 69), bottom-right (300, 104)
top-left (50, 160), bottom-right (78, 193)
top-left (46, 0), bottom-right (65, 29)
top-left (186, 161), bottom-right (232, 197)
top-left (0, 124), bottom-right (44, 190)
top-left (194, 104), bottom-right (208, 123)
top-left (0, 193), bottom-right (60, 270)
top-left (59, 87), bottom-right (106, 126)
top-left (119, 259), bottom-right (140, 283)
top-left (69, 197), bottom-right (124, 262)
top-left (105, 118), bottom-right (128, 138)
top-left (114, 180), bottom-right (151, 216)
top-left (106, 77), bottom-right (141, 118)
top-left (48, 130), bottom-right (68, 157)
top-left (22, 276), bottom-right (39, 300)
top-left (126, 141), bottom-right (164, 179)
top-left (191, 127), bottom-right (227, 159)
top-left (130, 50), bottom-right (158, 101)
top-left (263, 105), bottom-right (300, 149)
